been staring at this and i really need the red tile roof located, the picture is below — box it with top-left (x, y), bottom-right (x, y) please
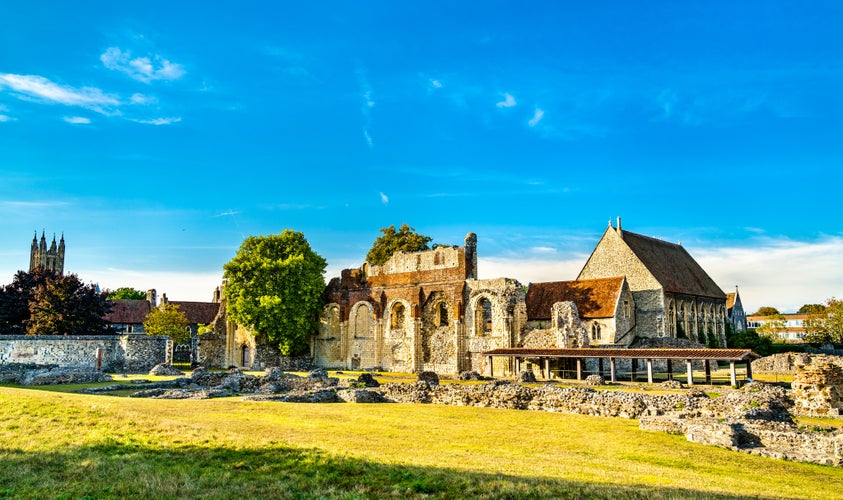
top-left (104, 299), bottom-right (150, 324)
top-left (169, 301), bottom-right (220, 324)
top-left (526, 277), bottom-right (624, 320)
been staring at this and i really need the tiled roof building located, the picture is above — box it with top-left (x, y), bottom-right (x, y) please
top-left (578, 219), bottom-right (728, 346)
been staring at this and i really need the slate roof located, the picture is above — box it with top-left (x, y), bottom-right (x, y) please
top-left (526, 277), bottom-right (625, 320)
top-left (620, 230), bottom-right (725, 299)
top-left (483, 347), bottom-right (759, 361)
top-left (104, 299), bottom-right (150, 324)
top-left (169, 301), bottom-right (220, 324)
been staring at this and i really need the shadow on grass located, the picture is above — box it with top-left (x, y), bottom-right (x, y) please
top-left (2, 441), bottom-right (763, 499)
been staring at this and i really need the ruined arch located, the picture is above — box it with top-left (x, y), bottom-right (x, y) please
top-left (421, 292), bottom-right (456, 371)
top-left (313, 303), bottom-right (342, 367)
top-left (348, 301), bottom-right (375, 370)
top-left (387, 299), bottom-right (411, 334)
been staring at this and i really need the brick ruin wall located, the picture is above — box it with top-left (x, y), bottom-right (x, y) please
top-left (0, 335), bottom-right (170, 372)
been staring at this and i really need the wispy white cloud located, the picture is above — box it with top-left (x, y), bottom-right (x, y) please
top-left (430, 79), bottom-right (443, 89)
top-left (0, 114), bottom-right (12, 122)
top-left (356, 67), bottom-right (375, 148)
top-left (379, 192), bottom-right (389, 205)
top-left (213, 209), bottom-right (239, 217)
top-left (0, 200), bottom-right (72, 208)
top-left (528, 108), bottom-right (545, 127)
top-left (63, 116), bottom-right (91, 125)
top-left (129, 93), bottom-right (157, 105)
top-left (496, 92), bottom-right (517, 108)
top-left (101, 47), bottom-right (186, 83)
top-left (130, 117), bottom-right (182, 126)
top-left (530, 246), bottom-right (556, 254)
top-left (0, 73), bottom-right (119, 114)
top-left (694, 236), bottom-right (843, 313)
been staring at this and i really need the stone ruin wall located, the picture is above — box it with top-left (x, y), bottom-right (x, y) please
top-left (0, 334), bottom-right (170, 372)
top-left (791, 361), bottom-right (843, 417)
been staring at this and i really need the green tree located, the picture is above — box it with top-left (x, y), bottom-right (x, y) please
top-left (726, 323), bottom-right (773, 356)
top-left (365, 223), bottom-right (433, 265)
top-left (752, 306), bottom-right (780, 316)
top-left (798, 303), bottom-right (825, 314)
top-left (27, 273), bottom-right (113, 335)
top-left (108, 287), bottom-right (146, 300)
top-left (803, 298), bottom-right (843, 345)
top-left (223, 230), bottom-right (327, 355)
top-left (143, 303), bottom-right (190, 344)
top-left (756, 313), bottom-right (788, 342)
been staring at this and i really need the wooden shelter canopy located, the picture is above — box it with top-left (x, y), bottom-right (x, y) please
top-left (482, 348), bottom-right (759, 361)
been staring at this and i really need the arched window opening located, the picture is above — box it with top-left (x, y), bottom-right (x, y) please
top-left (438, 302), bottom-right (449, 326)
top-left (391, 303), bottom-right (406, 331)
top-left (475, 298), bottom-right (493, 335)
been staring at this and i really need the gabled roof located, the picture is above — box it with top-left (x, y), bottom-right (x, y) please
top-left (104, 299), bottom-right (150, 324)
top-left (169, 301), bottom-right (220, 324)
top-left (620, 230), bottom-right (725, 299)
top-left (526, 277), bottom-right (625, 320)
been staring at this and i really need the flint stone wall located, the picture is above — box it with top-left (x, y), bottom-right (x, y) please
top-left (0, 335), bottom-right (170, 372)
top-left (791, 361), bottom-right (843, 417)
top-left (752, 353), bottom-right (843, 375)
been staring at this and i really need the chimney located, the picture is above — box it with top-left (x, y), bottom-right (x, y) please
top-left (213, 286), bottom-right (221, 303)
top-left (616, 217), bottom-right (622, 231)
top-left (161, 293), bottom-right (168, 304)
top-left (146, 289), bottom-right (157, 307)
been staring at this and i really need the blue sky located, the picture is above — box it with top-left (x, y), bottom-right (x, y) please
top-left (1, 1), bottom-right (841, 312)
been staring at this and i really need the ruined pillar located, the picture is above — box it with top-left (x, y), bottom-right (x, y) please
top-left (730, 360), bottom-right (737, 387)
top-left (686, 359), bottom-right (693, 386)
top-left (576, 358), bottom-right (582, 380)
top-left (609, 358), bottom-right (616, 383)
top-left (647, 359), bottom-right (654, 384)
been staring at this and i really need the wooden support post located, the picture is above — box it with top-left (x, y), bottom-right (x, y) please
top-left (544, 358), bottom-right (550, 380)
top-left (515, 357), bottom-right (521, 374)
top-left (746, 360), bottom-right (753, 380)
top-left (598, 358), bottom-right (604, 377)
top-left (666, 359), bottom-right (673, 381)
top-left (730, 360), bottom-right (737, 387)
top-left (631, 359), bottom-right (637, 382)
top-left (576, 358), bottom-right (582, 381)
top-left (704, 360), bottom-right (711, 384)
top-left (647, 359), bottom-right (654, 384)
top-left (609, 358), bottom-right (616, 383)
top-left (487, 356), bottom-right (493, 378)
top-left (686, 359), bottom-right (693, 386)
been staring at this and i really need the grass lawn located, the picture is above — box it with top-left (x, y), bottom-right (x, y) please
top-left (2, 384), bottom-right (842, 499)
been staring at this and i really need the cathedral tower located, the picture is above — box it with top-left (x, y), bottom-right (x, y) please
top-left (29, 231), bottom-right (65, 274)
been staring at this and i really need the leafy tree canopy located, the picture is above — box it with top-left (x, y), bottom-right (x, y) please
top-left (803, 298), bottom-right (843, 345)
top-left (365, 223), bottom-right (433, 266)
top-left (752, 306), bottom-right (780, 316)
top-left (726, 324), bottom-right (773, 356)
top-left (26, 272), bottom-right (113, 336)
top-left (143, 303), bottom-right (190, 344)
top-left (223, 230), bottom-right (327, 355)
top-left (108, 287), bottom-right (147, 300)
top-left (798, 303), bottom-right (825, 314)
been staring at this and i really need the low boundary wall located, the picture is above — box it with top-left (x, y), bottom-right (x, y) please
top-left (0, 335), bottom-right (171, 372)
